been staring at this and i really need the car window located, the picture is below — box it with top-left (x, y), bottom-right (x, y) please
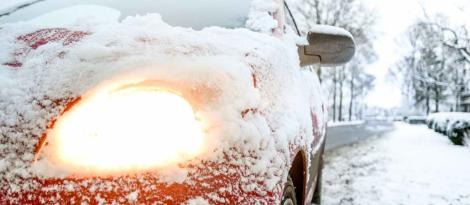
top-left (0, 0), bottom-right (251, 29)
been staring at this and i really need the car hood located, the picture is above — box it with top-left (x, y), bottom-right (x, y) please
top-left (0, 14), bottom-right (324, 203)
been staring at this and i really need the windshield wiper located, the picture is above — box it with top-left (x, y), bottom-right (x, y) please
top-left (0, 0), bottom-right (46, 18)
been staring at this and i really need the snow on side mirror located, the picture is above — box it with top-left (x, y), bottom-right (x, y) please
top-left (299, 25), bottom-right (356, 67)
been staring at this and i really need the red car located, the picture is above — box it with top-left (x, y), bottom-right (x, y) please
top-left (0, 0), bottom-right (354, 204)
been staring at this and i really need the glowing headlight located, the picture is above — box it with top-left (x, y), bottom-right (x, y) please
top-left (46, 86), bottom-right (205, 175)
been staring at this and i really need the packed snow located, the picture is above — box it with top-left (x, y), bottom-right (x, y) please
top-left (327, 120), bottom-right (364, 127)
top-left (0, 0), bottom-right (327, 203)
top-left (323, 123), bottom-right (470, 205)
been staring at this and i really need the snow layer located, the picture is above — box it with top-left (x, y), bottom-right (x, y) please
top-left (0, 1), bottom-right (326, 203)
top-left (323, 123), bottom-right (470, 205)
top-left (327, 120), bottom-right (364, 128)
top-left (184, 197), bottom-right (210, 205)
top-left (309, 25), bottom-right (354, 39)
top-left (427, 112), bottom-right (470, 126)
top-left (246, 0), bottom-right (280, 33)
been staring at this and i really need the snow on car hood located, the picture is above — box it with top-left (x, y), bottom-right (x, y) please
top-left (0, 9), bottom-right (325, 204)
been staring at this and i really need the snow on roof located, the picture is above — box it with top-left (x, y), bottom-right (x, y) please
top-left (406, 115), bottom-right (427, 120)
top-left (246, 0), bottom-right (279, 33)
top-left (327, 120), bottom-right (364, 127)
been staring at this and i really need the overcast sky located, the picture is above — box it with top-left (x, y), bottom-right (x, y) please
top-left (364, 0), bottom-right (470, 109)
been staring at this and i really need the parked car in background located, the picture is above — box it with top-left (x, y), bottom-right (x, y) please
top-left (404, 116), bottom-right (427, 124)
top-left (460, 92), bottom-right (470, 112)
top-left (0, 0), bottom-right (355, 204)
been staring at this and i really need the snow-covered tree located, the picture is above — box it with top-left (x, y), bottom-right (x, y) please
top-left (291, 0), bottom-right (377, 121)
top-left (393, 17), bottom-right (470, 114)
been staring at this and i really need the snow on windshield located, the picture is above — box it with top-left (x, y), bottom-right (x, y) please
top-left (27, 5), bottom-right (122, 27)
top-left (0, 0), bottom-right (251, 29)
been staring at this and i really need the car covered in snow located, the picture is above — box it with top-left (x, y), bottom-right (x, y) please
top-left (404, 115), bottom-right (427, 124)
top-left (0, 0), bottom-right (355, 204)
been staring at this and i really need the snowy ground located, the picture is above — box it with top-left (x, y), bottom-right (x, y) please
top-left (323, 122), bottom-right (470, 205)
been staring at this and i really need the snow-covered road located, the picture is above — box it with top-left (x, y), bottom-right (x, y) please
top-left (326, 120), bottom-right (395, 150)
top-left (323, 123), bottom-right (470, 205)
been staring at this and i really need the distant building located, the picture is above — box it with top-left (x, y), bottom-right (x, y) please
top-left (461, 92), bottom-right (470, 112)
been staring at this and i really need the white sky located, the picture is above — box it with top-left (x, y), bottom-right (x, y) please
top-left (364, 0), bottom-right (470, 109)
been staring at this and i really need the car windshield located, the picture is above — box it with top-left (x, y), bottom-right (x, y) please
top-left (0, 0), bottom-right (251, 29)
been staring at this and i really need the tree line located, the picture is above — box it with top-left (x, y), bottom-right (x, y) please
top-left (292, 0), bottom-right (377, 121)
top-left (391, 12), bottom-right (470, 114)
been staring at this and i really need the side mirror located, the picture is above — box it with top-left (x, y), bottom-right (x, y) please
top-left (299, 25), bottom-right (356, 67)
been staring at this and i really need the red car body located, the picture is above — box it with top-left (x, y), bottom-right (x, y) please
top-left (0, 0), bottom-right (354, 204)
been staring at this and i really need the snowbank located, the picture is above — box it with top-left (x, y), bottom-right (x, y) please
top-left (427, 112), bottom-right (470, 127)
top-left (426, 112), bottom-right (470, 145)
top-left (327, 120), bottom-right (364, 128)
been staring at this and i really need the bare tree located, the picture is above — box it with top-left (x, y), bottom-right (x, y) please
top-left (348, 66), bottom-right (355, 121)
top-left (332, 67), bottom-right (338, 121)
top-left (293, 0), bottom-right (378, 121)
top-left (338, 66), bottom-right (344, 121)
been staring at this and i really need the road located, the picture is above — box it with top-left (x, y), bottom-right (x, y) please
top-left (325, 120), bottom-right (396, 150)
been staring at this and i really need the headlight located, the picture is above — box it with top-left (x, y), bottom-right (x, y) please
top-left (46, 86), bottom-right (205, 175)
